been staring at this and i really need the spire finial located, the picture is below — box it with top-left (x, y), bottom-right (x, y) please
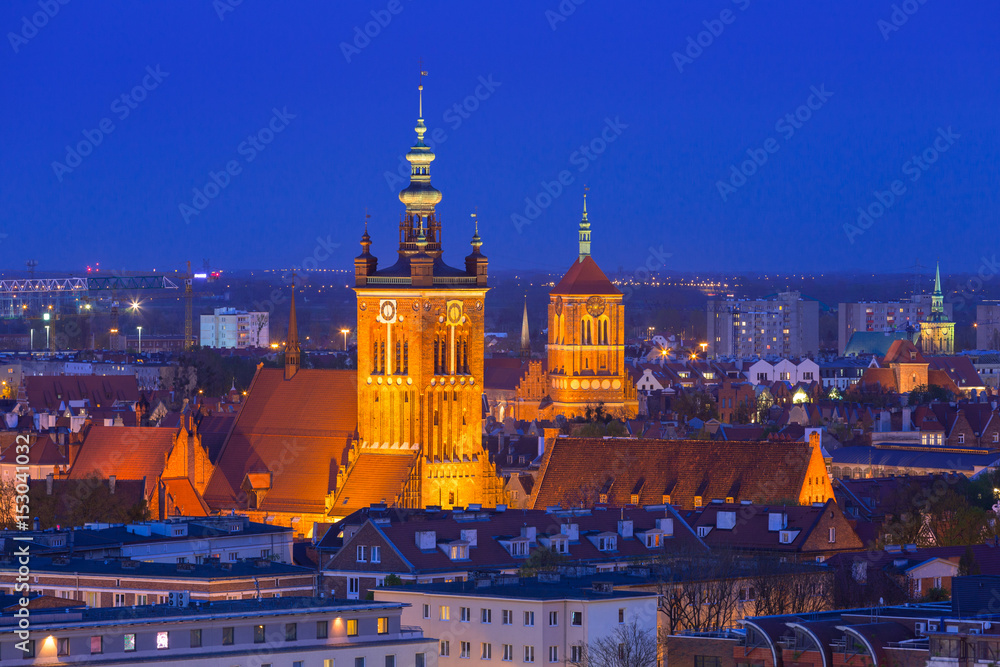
top-left (418, 60), bottom-right (427, 120)
top-left (285, 273), bottom-right (301, 380)
top-left (583, 185), bottom-right (589, 221)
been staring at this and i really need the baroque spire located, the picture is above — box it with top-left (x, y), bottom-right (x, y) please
top-left (398, 64), bottom-right (442, 255)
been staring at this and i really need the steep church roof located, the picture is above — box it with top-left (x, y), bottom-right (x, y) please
top-left (550, 256), bottom-right (621, 296)
top-left (203, 367), bottom-right (358, 514)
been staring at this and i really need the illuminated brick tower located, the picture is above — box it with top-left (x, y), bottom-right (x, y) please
top-left (546, 194), bottom-right (637, 418)
top-left (919, 263), bottom-right (955, 355)
top-left (350, 74), bottom-right (503, 510)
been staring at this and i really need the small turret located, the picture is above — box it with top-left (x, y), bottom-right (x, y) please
top-left (465, 212), bottom-right (488, 287)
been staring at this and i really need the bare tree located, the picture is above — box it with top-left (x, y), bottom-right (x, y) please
top-left (579, 620), bottom-right (658, 667)
top-left (747, 555), bottom-right (832, 616)
top-left (654, 548), bottom-right (741, 635)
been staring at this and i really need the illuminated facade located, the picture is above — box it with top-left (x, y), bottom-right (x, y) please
top-left (918, 263), bottom-right (955, 355)
top-left (545, 196), bottom-right (637, 418)
top-left (344, 79), bottom-right (503, 510)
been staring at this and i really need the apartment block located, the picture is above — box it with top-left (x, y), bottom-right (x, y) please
top-left (708, 291), bottom-right (819, 358)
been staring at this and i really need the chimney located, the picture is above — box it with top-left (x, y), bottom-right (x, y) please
top-left (415, 530), bottom-right (436, 550)
top-left (46, 473), bottom-right (54, 495)
top-left (879, 410), bottom-right (890, 433)
top-left (460, 529), bottom-right (478, 547)
top-left (520, 525), bottom-right (537, 543)
top-left (656, 517), bottom-right (674, 536)
top-left (902, 406), bottom-right (911, 432)
top-left (109, 475), bottom-right (116, 495)
top-left (617, 520), bottom-right (633, 538)
top-left (541, 428), bottom-right (560, 458)
top-left (560, 523), bottom-right (579, 541)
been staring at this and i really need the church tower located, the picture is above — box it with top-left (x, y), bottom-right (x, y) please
top-left (546, 193), bottom-right (637, 418)
top-left (350, 73), bottom-right (502, 510)
top-left (919, 262), bottom-right (955, 355)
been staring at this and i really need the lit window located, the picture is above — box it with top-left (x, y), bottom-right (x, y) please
top-left (156, 632), bottom-right (169, 649)
top-left (441, 606), bottom-right (450, 621)
top-left (378, 617), bottom-right (389, 634)
top-left (124, 634), bottom-right (136, 652)
top-left (91, 636), bottom-right (103, 654)
top-left (347, 619), bottom-right (358, 637)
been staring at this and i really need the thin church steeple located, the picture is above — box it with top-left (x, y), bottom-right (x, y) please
top-left (578, 187), bottom-right (591, 261)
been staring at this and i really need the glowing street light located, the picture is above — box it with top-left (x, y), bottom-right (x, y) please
top-left (340, 328), bottom-right (350, 351)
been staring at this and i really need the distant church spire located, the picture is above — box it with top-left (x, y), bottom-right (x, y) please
top-left (284, 276), bottom-right (301, 380)
top-left (520, 296), bottom-right (530, 359)
top-left (578, 187), bottom-right (591, 261)
top-left (931, 261), bottom-right (944, 315)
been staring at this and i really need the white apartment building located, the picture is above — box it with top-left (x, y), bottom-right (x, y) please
top-left (838, 296), bottom-right (953, 355)
top-left (4, 596), bottom-right (435, 667)
top-left (707, 291), bottom-right (819, 359)
top-left (377, 576), bottom-right (658, 667)
top-left (745, 358), bottom-right (820, 385)
top-left (200, 308), bottom-right (269, 349)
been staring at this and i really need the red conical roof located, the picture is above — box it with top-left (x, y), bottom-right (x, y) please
top-left (550, 256), bottom-right (620, 296)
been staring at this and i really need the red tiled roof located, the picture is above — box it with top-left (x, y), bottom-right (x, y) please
top-left (857, 367), bottom-right (896, 390)
top-left (550, 256), bottom-right (621, 296)
top-left (331, 452), bottom-right (418, 516)
top-left (162, 477), bottom-right (210, 516)
top-left (883, 340), bottom-right (926, 364)
top-left (69, 426), bottom-right (177, 484)
top-left (927, 356), bottom-right (984, 389)
top-left (327, 505), bottom-right (706, 574)
top-left (529, 437), bottom-right (818, 509)
top-left (26, 375), bottom-right (139, 412)
top-left (204, 368), bottom-right (357, 514)
top-left (681, 500), bottom-right (863, 553)
top-left (0, 434), bottom-right (68, 466)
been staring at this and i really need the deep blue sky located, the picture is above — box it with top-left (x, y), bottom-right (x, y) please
top-left (2, 0), bottom-right (997, 277)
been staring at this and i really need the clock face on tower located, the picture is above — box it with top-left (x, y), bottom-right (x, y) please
top-left (377, 299), bottom-right (397, 323)
top-left (446, 300), bottom-right (464, 326)
top-left (586, 295), bottom-right (606, 317)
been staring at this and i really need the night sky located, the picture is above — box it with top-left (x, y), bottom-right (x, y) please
top-left (2, 0), bottom-right (997, 276)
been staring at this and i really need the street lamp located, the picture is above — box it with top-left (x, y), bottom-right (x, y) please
top-left (137, 326), bottom-right (143, 355)
top-left (340, 328), bottom-right (350, 351)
